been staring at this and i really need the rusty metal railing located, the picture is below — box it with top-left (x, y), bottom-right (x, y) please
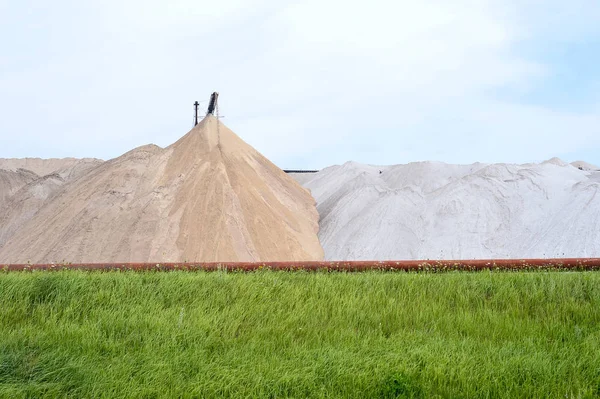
top-left (3, 258), bottom-right (600, 272)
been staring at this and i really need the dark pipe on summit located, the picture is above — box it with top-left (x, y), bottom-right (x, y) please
top-left (207, 92), bottom-right (219, 115)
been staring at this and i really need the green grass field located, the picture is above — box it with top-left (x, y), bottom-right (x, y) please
top-left (1, 270), bottom-right (600, 398)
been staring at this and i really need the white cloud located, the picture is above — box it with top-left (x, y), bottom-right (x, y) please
top-left (0, 0), bottom-right (598, 168)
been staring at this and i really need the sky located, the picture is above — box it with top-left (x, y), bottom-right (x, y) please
top-left (1, 0), bottom-right (599, 169)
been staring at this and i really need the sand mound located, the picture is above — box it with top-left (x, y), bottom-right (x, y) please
top-left (0, 159), bottom-right (102, 249)
top-left (293, 160), bottom-right (600, 260)
top-left (0, 116), bottom-right (323, 263)
top-left (0, 169), bottom-right (39, 208)
top-left (0, 157), bottom-right (102, 177)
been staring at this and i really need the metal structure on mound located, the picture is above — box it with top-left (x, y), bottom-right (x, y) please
top-left (3, 258), bottom-right (600, 272)
top-left (194, 93), bottom-right (315, 173)
top-left (283, 169), bottom-right (319, 174)
top-left (207, 92), bottom-right (219, 115)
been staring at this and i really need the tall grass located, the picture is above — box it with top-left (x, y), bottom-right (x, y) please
top-left (1, 270), bottom-right (599, 398)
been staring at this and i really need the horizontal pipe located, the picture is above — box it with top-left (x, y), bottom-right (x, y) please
top-left (2, 258), bottom-right (600, 272)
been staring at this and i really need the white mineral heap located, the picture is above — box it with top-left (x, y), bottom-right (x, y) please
top-left (294, 158), bottom-right (600, 260)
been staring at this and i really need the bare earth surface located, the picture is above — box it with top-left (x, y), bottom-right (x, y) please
top-left (0, 116), bottom-right (323, 263)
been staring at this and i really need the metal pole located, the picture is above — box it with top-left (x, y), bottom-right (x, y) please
top-left (193, 101), bottom-right (199, 126)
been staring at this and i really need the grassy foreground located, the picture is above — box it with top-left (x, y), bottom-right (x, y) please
top-left (1, 271), bottom-right (600, 398)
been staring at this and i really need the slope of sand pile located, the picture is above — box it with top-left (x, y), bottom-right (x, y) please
top-left (0, 159), bottom-right (103, 247)
top-left (0, 169), bottom-right (38, 208)
top-left (0, 116), bottom-right (323, 263)
top-left (292, 159), bottom-right (600, 260)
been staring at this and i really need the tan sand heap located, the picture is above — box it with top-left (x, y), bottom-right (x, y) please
top-left (0, 115), bottom-right (323, 263)
top-left (0, 159), bottom-right (103, 248)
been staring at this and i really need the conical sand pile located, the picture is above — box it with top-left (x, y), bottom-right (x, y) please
top-left (0, 116), bottom-right (323, 263)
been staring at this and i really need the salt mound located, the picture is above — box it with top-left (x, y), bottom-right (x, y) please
top-left (0, 116), bottom-right (323, 263)
top-left (294, 160), bottom-right (600, 260)
top-left (542, 157), bottom-right (569, 167)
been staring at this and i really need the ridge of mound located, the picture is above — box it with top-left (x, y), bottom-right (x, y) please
top-left (0, 157), bottom-right (103, 177)
top-left (542, 157), bottom-right (568, 167)
top-left (0, 116), bottom-right (323, 263)
top-left (571, 160), bottom-right (600, 171)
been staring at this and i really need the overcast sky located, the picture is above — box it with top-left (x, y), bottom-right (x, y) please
top-left (1, 0), bottom-right (599, 169)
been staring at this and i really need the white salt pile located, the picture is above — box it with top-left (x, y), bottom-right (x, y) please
top-left (293, 159), bottom-right (600, 260)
